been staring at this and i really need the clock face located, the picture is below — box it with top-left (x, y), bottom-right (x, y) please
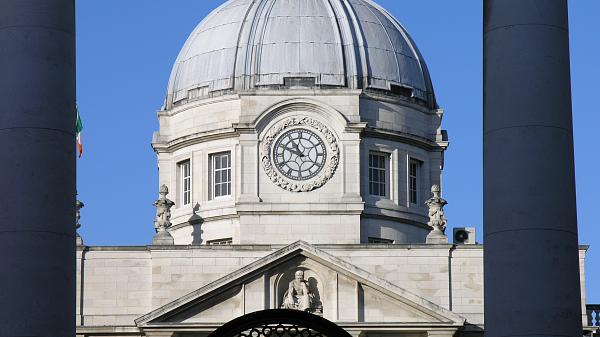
top-left (273, 128), bottom-right (327, 181)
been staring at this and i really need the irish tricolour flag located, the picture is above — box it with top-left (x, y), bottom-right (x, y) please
top-left (76, 105), bottom-right (83, 158)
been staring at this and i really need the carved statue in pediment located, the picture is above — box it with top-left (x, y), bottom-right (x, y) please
top-left (281, 270), bottom-right (316, 311)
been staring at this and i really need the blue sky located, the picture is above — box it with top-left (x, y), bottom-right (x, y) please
top-left (75, 1), bottom-right (599, 303)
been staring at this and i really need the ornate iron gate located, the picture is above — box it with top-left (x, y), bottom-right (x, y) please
top-left (207, 309), bottom-right (352, 337)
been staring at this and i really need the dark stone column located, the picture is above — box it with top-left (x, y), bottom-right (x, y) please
top-left (0, 1), bottom-right (76, 336)
top-left (484, 1), bottom-right (582, 337)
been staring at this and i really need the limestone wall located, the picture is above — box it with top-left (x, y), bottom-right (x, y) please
top-left (77, 248), bottom-right (152, 326)
top-left (76, 244), bottom-right (588, 331)
top-left (155, 93), bottom-right (446, 245)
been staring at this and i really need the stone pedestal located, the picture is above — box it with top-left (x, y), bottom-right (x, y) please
top-left (76, 233), bottom-right (84, 246)
top-left (426, 229), bottom-right (448, 244)
top-left (152, 231), bottom-right (174, 246)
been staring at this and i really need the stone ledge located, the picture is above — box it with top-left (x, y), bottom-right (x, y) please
top-left (77, 244), bottom-right (591, 252)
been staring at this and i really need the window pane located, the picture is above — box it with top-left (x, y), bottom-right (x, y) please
top-left (178, 160), bottom-right (191, 205)
top-left (409, 160), bottom-right (420, 204)
top-left (222, 155), bottom-right (228, 168)
top-left (210, 152), bottom-right (232, 199)
top-left (368, 152), bottom-right (388, 197)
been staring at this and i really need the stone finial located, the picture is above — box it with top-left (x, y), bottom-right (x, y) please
top-left (76, 199), bottom-right (84, 246)
top-left (425, 185), bottom-right (449, 244)
top-left (76, 200), bottom-right (84, 230)
top-left (152, 184), bottom-right (175, 245)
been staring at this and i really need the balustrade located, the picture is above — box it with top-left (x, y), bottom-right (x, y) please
top-left (587, 304), bottom-right (600, 327)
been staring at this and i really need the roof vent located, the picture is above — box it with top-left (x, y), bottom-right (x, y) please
top-left (390, 84), bottom-right (414, 98)
top-left (188, 86), bottom-right (209, 100)
top-left (284, 77), bottom-right (316, 88)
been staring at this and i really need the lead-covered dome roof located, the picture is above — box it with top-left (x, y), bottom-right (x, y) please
top-left (166, 0), bottom-right (436, 108)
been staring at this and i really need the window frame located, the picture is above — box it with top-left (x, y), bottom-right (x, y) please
top-left (206, 238), bottom-right (233, 245)
top-left (209, 151), bottom-right (232, 200)
top-left (368, 151), bottom-right (390, 198)
top-left (177, 159), bottom-right (192, 206)
top-left (408, 158), bottom-right (422, 206)
top-left (367, 237), bottom-right (395, 244)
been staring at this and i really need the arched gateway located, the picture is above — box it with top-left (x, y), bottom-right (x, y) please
top-left (208, 310), bottom-right (352, 337)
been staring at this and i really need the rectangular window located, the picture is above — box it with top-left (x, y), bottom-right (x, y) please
top-left (178, 160), bottom-right (191, 206)
top-left (210, 152), bottom-right (232, 199)
top-left (409, 159), bottom-right (421, 205)
top-left (369, 152), bottom-right (388, 197)
top-left (207, 238), bottom-right (233, 245)
top-left (368, 237), bottom-right (395, 244)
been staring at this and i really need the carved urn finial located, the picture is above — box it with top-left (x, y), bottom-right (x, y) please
top-left (152, 184), bottom-right (175, 245)
top-left (76, 199), bottom-right (84, 246)
top-left (76, 199), bottom-right (84, 230)
top-left (425, 185), bottom-right (449, 244)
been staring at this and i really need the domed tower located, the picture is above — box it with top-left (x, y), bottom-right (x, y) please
top-left (152, 0), bottom-right (448, 245)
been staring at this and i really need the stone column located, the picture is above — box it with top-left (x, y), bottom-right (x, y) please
top-left (484, 1), bottom-right (582, 337)
top-left (0, 1), bottom-right (76, 336)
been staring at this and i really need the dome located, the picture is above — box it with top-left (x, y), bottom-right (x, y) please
top-left (165, 0), bottom-right (436, 108)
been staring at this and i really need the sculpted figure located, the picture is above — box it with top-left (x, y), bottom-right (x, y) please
top-left (425, 185), bottom-right (449, 244)
top-left (75, 199), bottom-right (85, 245)
top-left (425, 185), bottom-right (447, 232)
top-left (281, 270), bottom-right (314, 311)
top-left (75, 200), bottom-right (84, 230)
top-left (153, 185), bottom-right (175, 233)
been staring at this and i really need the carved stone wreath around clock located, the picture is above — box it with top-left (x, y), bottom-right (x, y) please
top-left (261, 117), bottom-right (339, 192)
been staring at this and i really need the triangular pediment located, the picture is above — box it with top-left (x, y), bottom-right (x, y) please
top-left (136, 241), bottom-right (466, 328)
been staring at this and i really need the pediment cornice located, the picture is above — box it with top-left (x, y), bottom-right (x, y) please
top-left (135, 241), bottom-right (466, 328)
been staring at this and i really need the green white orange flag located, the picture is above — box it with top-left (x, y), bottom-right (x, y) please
top-left (76, 105), bottom-right (83, 158)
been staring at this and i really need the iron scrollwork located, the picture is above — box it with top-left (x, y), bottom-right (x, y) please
top-left (234, 324), bottom-right (324, 337)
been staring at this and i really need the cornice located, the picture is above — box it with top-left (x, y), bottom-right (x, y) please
top-left (153, 125), bottom-right (447, 154)
top-left (79, 245), bottom-right (593, 251)
top-left (159, 94), bottom-right (241, 118)
top-left (361, 211), bottom-right (432, 231)
top-left (152, 128), bottom-right (239, 153)
top-left (359, 91), bottom-right (435, 114)
top-left (362, 127), bottom-right (448, 151)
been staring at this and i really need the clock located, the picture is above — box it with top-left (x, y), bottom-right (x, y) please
top-left (273, 128), bottom-right (327, 181)
top-left (261, 117), bottom-right (339, 192)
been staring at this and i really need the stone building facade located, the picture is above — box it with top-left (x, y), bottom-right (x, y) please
top-left (76, 0), bottom-right (592, 336)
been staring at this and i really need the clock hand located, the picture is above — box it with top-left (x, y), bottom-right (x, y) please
top-left (285, 147), bottom-right (303, 157)
top-left (286, 142), bottom-right (305, 157)
top-left (292, 141), bottom-right (306, 157)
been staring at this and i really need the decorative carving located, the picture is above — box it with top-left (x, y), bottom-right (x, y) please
top-left (76, 199), bottom-right (84, 230)
top-left (152, 185), bottom-right (175, 245)
top-left (425, 185), bottom-right (449, 244)
top-left (261, 117), bottom-right (339, 192)
top-left (281, 270), bottom-right (316, 312)
top-left (76, 199), bottom-right (84, 246)
top-left (153, 185), bottom-right (175, 233)
top-left (234, 325), bottom-right (324, 337)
